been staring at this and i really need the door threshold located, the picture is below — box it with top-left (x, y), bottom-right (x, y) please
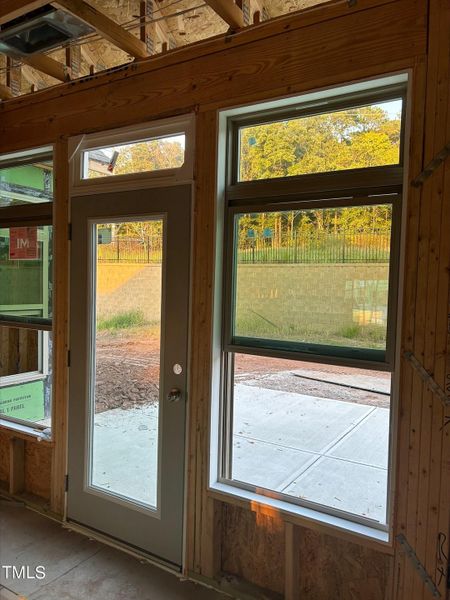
top-left (63, 519), bottom-right (182, 575)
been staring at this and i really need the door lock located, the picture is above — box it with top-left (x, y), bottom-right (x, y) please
top-left (168, 388), bottom-right (182, 402)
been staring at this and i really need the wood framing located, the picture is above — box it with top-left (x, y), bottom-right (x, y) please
top-left (204, 0), bottom-right (245, 29)
top-left (0, 0), bottom-right (48, 26)
top-left (52, 0), bottom-right (149, 59)
top-left (0, 1), bottom-right (448, 599)
top-left (22, 54), bottom-right (70, 82)
top-left (0, 83), bottom-right (14, 100)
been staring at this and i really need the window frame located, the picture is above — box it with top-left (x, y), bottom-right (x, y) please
top-left (70, 114), bottom-right (195, 196)
top-left (228, 83), bottom-right (407, 187)
top-left (214, 79), bottom-right (407, 534)
top-left (0, 147), bottom-right (54, 433)
top-left (223, 193), bottom-right (402, 370)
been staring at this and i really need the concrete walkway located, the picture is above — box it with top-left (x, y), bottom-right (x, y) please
top-left (232, 384), bottom-right (389, 524)
top-left (91, 384), bottom-right (389, 524)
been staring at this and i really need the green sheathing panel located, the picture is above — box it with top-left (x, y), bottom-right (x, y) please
top-left (0, 165), bottom-right (52, 192)
top-left (0, 380), bottom-right (45, 422)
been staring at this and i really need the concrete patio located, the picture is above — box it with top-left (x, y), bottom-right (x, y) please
top-left (91, 380), bottom-right (389, 525)
top-left (232, 383), bottom-right (389, 524)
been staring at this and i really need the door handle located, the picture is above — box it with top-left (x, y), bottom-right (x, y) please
top-left (168, 388), bottom-right (182, 402)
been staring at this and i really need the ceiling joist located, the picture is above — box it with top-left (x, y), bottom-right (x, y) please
top-left (22, 53), bottom-right (70, 82)
top-left (52, 0), bottom-right (149, 59)
top-left (204, 0), bottom-right (245, 29)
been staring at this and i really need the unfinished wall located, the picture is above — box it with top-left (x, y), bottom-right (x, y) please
top-left (0, 1), bottom-right (448, 599)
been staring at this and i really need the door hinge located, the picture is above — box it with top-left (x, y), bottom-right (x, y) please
top-left (68, 223), bottom-right (72, 241)
top-left (65, 474), bottom-right (69, 492)
top-left (67, 350), bottom-right (71, 368)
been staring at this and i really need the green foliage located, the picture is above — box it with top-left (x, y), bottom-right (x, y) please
top-left (97, 310), bottom-right (146, 331)
top-left (239, 104), bottom-right (401, 180)
top-left (236, 103), bottom-right (400, 250)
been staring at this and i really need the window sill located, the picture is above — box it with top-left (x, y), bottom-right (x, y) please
top-left (0, 418), bottom-right (52, 442)
top-left (208, 481), bottom-right (392, 552)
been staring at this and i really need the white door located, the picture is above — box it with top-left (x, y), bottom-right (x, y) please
top-left (68, 185), bottom-right (190, 568)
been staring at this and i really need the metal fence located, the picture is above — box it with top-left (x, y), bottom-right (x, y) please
top-left (238, 231), bottom-right (390, 264)
top-left (97, 232), bottom-right (390, 264)
top-left (97, 236), bottom-right (163, 263)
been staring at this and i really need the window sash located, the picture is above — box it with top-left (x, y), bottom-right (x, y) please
top-left (222, 194), bottom-right (402, 369)
top-left (228, 84), bottom-right (407, 186)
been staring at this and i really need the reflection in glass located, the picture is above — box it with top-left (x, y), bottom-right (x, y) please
top-left (0, 160), bottom-right (53, 207)
top-left (0, 226), bottom-right (53, 324)
top-left (0, 326), bottom-right (52, 426)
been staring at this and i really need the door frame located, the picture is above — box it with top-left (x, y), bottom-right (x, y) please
top-left (67, 115), bottom-right (195, 570)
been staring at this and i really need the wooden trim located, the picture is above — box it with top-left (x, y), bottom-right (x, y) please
top-left (204, 0), bottom-right (245, 29)
top-left (52, 0), bottom-right (149, 59)
top-left (50, 138), bottom-right (70, 516)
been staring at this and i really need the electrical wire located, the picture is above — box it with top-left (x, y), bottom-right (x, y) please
top-left (0, 1), bottom-right (208, 78)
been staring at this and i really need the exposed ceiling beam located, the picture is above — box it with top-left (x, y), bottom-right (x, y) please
top-left (21, 53), bottom-right (70, 82)
top-left (0, 0), bottom-right (48, 26)
top-left (52, 0), bottom-right (149, 59)
top-left (204, 0), bottom-right (245, 29)
top-left (0, 83), bottom-right (14, 100)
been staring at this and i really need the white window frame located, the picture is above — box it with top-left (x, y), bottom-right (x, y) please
top-left (209, 73), bottom-right (411, 544)
top-left (70, 114), bottom-right (195, 196)
top-left (0, 330), bottom-right (49, 388)
top-left (0, 145), bottom-right (54, 436)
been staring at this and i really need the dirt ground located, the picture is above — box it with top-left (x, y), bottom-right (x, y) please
top-left (95, 330), bottom-right (160, 413)
top-left (94, 330), bottom-right (390, 412)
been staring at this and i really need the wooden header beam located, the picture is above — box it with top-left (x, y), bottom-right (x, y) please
top-left (204, 0), bottom-right (245, 29)
top-left (52, 0), bottom-right (149, 59)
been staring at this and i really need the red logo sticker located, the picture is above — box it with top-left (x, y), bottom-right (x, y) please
top-left (9, 227), bottom-right (39, 260)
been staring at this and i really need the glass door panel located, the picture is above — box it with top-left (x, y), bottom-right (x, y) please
top-left (90, 219), bottom-right (164, 509)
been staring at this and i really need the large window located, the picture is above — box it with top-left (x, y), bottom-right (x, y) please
top-left (216, 80), bottom-right (405, 533)
top-left (0, 148), bottom-right (53, 432)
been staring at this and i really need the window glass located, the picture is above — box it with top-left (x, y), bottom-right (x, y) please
top-left (83, 134), bottom-right (186, 179)
top-left (0, 326), bottom-right (52, 427)
top-left (228, 353), bottom-right (390, 525)
top-left (0, 160), bottom-right (53, 207)
top-left (232, 204), bottom-right (392, 359)
top-left (238, 99), bottom-right (402, 181)
top-left (0, 225), bottom-right (53, 325)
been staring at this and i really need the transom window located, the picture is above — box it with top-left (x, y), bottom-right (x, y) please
top-left (215, 77), bottom-right (406, 534)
